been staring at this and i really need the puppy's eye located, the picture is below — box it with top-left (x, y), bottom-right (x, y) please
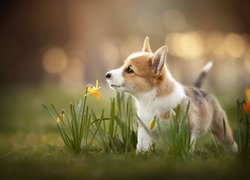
top-left (126, 66), bottom-right (134, 74)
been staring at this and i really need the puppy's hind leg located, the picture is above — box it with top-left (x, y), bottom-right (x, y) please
top-left (189, 133), bottom-right (197, 153)
top-left (210, 102), bottom-right (238, 153)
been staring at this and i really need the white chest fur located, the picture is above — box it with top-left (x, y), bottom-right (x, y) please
top-left (135, 82), bottom-right (186, 125)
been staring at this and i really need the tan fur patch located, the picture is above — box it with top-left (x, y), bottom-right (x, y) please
top-left (161, 111), bottom-right (170, 120)
top-left (156, 67), bottom-right (174, 97)
top-left (122, 53), bottom-right (174, 95)
top-left (123, 55), bottom-right (153, 92)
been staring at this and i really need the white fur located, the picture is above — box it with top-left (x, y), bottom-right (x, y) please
top-left (106, 67), bottom-right (124, 87)
top-left (137, 127), bottom-right (153, 153)
top-left (202, 61), bottom-right (213, 73)
top-left (135, 71), bottom-right (186, 152)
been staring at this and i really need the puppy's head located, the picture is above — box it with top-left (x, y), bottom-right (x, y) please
top-left (106, 37), bottom-right (169, 96)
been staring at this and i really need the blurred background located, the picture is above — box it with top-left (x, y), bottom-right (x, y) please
top-left (0, 0), bottom-right (249, 132)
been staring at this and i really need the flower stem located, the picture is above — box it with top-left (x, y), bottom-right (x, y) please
top-left (82, 87), bottom-right (88, 118)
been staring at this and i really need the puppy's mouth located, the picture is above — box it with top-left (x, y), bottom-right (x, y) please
top-left (110, 84), bottom-right (125, 89)
top-left (110, 84), bottom-right (123, 88)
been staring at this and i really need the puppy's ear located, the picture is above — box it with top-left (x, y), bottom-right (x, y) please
top-left (151, 46), bottom-right (168, 76)
top-left (142, 36), bottom-right (152, 53)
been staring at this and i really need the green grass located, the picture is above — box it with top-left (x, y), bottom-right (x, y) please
top-left (43, 87), bottom-right (95, 153)
top-left (0, 85), bottom-right (250, 179)
top-left (92, 92), bottom-right (137, 152)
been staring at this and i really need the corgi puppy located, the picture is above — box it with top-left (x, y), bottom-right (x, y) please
top-left (105, 37), bottom-right (238, 153)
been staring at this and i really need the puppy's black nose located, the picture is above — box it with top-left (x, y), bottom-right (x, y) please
top-left (105, 73), bottom-right (111, 79)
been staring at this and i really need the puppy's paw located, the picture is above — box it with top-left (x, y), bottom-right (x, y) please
top-left (230, 141), bottom-right (238, 153)
top-left (136, 143), bottom-right (155, 154)
top-left (136, 144), bottom-right (146, 154)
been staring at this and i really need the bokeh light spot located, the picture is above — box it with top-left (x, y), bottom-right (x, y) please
top-left (42, 47), bottom-right (68, 73)
top-left (167, 32), bottom-right (204, 59)
top-left (225, 33), bottom-right (246, 58)
top-left (59, 58), bottom-right (84, 87)
top-left (207, 31), bottom-right (226, 58)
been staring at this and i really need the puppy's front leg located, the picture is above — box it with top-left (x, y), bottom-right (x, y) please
top-left (136, 127), bottom-right (153, 153)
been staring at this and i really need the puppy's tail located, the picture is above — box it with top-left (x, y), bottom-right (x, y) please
top-left (194, 61), bottom-right (213, 88)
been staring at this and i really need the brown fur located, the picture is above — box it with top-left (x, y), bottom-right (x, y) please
top-left (155, 65), bottom-right (175, 96)
top-left (161, 111), bottom-right (171, 120)
top-left (122, 54), bottom-right (153, 92)
top-left (122, 54), bottom-right (174, 96)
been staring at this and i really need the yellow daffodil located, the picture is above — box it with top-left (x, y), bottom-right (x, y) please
top-left (56, 110), bottom-right (64, 124)
top-left (149, 118), bottom-right (156, 130)
top-left (84, 80), bottom-right (101, 99)
top-left (244, 89), bottom-right (250, 113)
